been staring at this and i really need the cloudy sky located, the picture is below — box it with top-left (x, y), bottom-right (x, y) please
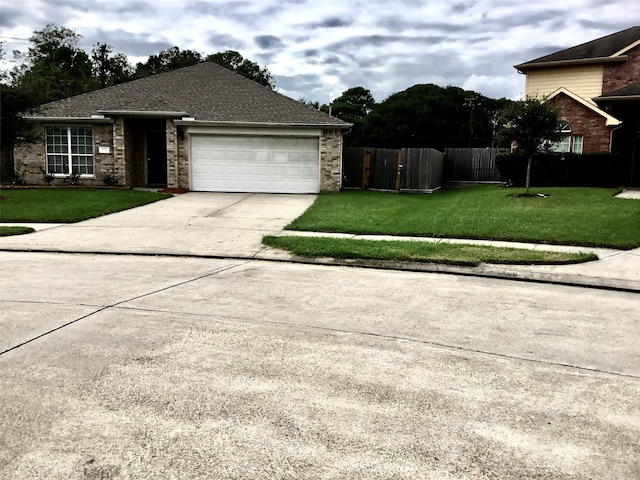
top-left (1, 0), bottom-right (638, 103)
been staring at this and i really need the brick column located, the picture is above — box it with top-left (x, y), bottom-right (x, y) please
top-left (112, 118), bottom-right (127, 185)
top-left (177, 127), bottom-right (189, 189)
top-left (166, 118), bottom-right (179, 188)
top-left (319, 129), bottom-right (343, 191)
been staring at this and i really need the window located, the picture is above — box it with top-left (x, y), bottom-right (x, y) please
top-left (571, 135), bottom-right (583, 154)
top-left (46, 126), bottom-right (94, 175)
top-left (551, 123), bottom-right (583, 154)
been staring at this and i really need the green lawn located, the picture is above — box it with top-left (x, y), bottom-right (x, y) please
top-left (286, 186), bottom-right (640, 249)
top-left (0, 226), bottom-right (35, 237)
top-left (0, 188), bottom-right (171, 223)
top-left (263, 236), bottom-right (596, 266)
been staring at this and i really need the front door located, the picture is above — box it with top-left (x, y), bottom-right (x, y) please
top-left (145, 130), bottom-right (167, 186)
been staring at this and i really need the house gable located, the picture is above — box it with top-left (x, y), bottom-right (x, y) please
top-left (548, 91), bottom-right (613, 153)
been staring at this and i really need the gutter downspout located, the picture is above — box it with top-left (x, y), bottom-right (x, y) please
top-left (609, 123), bottom-right (623, 152)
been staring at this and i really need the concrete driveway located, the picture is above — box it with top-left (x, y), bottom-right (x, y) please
top-left (0, 192), bottom-right (316, 257)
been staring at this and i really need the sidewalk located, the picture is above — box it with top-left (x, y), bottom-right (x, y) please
top-left (1, 191), bottom-right (639, 292)
top-left (263, 231), bottom-right (640, 292)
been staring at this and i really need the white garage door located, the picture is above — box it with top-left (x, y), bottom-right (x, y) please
top-left (191, 135), bottom-right (319, 193)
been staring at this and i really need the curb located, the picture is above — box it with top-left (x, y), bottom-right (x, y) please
top-left (1, 246), bottom-right (638, 294)
top-left (254, 251), bottom-right (640, 293)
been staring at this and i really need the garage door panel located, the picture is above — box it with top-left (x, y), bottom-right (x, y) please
top-left (191, 135), bottom-right (319, 193)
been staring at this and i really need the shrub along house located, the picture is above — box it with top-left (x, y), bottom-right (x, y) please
top-left (14, 61), bottom-right (351, 193)
top-left (515, 25), bottom-right (640, 186)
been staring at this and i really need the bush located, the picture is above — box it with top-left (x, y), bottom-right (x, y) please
top-left (496, 151), bottom-right (625, 187)
top-left (103, 170), bottom-right (119, 186)
top-left (40, 167), bottom-right (55, 185)
top-left (11, 169), bottom-right (26, 185)
top-left (63, 171), bottom-right (81, 186)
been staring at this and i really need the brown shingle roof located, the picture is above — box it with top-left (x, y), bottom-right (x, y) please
top-left (515, 26), bottom-right (640, 70)
top-left (31, 61), bottom-right (351, 127)
top-left (595, 81), bottom-right (640, 100)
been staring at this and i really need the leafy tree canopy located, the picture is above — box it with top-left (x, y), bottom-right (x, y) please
top-left (358, 84), bottom-right (513, 149)
top-left (18, 24), bottom-right (82, 65)
top-left (92, 43), bottom-right (134, 87)
top-left (206, 50), bottom-right (274, 88)
top-left (330, 86), bottom-right (376, 124)
top-left (498, 97), bottom-right (563, 193)
top-left (134, 46), bottom-right (203, 77)
top-left (499, 98), bottom-right (562, 154)
top-left (10, 24), bottom-right (95, 105)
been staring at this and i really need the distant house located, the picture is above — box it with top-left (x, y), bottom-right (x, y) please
top-left (14, 61), bottom-right (351, 193)
top-left (515, 26), bottom-right (640, 186)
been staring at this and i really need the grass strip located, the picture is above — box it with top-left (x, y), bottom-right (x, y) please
top-left (0, 226), bottom-right (35, 237)
top-left (263, 235), bottom-right (597, 267)
top-left (0, 188), bottom-right (171, 223)
top-left (286, 187), bottom-right (640, 249)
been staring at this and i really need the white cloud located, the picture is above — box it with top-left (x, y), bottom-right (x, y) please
top-left (1, 0), bottom-right (638, 102)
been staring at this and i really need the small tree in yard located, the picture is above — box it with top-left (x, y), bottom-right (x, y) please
top-left (499, 98), bottom-right (563, 195)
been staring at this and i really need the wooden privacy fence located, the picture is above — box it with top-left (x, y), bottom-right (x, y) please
top-left (343, 147), bottom-right (444, 192)
top-left (443, 147), bottom-right (507, 184)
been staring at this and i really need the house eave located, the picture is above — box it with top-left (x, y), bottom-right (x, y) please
top-left (173, 119), bottom-right (353, 130)
top-left (23, 116), bottom-right (114, 124)
top-left (594, 94), bottom-right (640, 102)
top-left (515, 55), bottom-right (628, 73)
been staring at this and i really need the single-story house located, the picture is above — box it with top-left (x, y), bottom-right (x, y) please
top-left (14, 61), bottom-right (352, 193)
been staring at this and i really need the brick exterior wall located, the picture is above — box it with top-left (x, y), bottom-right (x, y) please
top-left (319, 129), bottom-right (343, 192)
top-left (13, 139), bottom-right (45, 185)
top-left (551, 94), bottom-right (611, 153)
top-left (113, 118), bottom-right (127, 185)
top-left (14, 122), bottom-right (117, 186)
top-left (177, 127), bottom-right (190, 189)
top-left (166, 119), bottom-right (179, 188)
top-left (94, 123), bottom-right (118, 184)
top-left (603, 45), bottom-right (640, 94)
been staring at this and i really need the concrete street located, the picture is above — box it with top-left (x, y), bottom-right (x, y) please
top-left (1, 251), bottom-right (639, 479)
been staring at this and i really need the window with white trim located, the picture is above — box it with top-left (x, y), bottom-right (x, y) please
top-left (551, 123), bottom-right (583, 154)
top-left (571, 135), bottom-right (583, 154)
top-left (46, 126), bottom-right (94, 175)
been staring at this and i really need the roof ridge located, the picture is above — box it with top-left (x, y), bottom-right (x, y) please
top-left (516, 26), bottom-right (640, 69)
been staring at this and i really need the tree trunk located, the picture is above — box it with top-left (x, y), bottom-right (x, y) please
top-left (525, 154), bottom-right (533, 195)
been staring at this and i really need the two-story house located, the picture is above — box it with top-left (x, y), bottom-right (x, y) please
top-left (515, 26), bottom-right (640, 186)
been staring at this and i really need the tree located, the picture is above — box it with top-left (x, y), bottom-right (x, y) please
top-left (11, 24), bottom-right (95, 104)
top-left (499, 98), bottom-right (563, 194)
top-left (359, 84), bottom-right (504, 149)
top-left (330, 86), bottom-right (376, 123)
top-left (92, 43), bottom-right (133, 87)
top-left (18, 24), bottom-right (81, 64)
top-left (1, 45), bottom-right (39, 181)
top-left (134, 46), bottom-right (203, 77)
top-left (298, 98), bottom-right (320, 109)
top-left (206, 50), bottom-right (274, 88)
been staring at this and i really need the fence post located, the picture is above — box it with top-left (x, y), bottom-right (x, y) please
top-left (396, 149), bottom-right (402, 192)
top-left (362, 148), bottom-right (372, 188)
